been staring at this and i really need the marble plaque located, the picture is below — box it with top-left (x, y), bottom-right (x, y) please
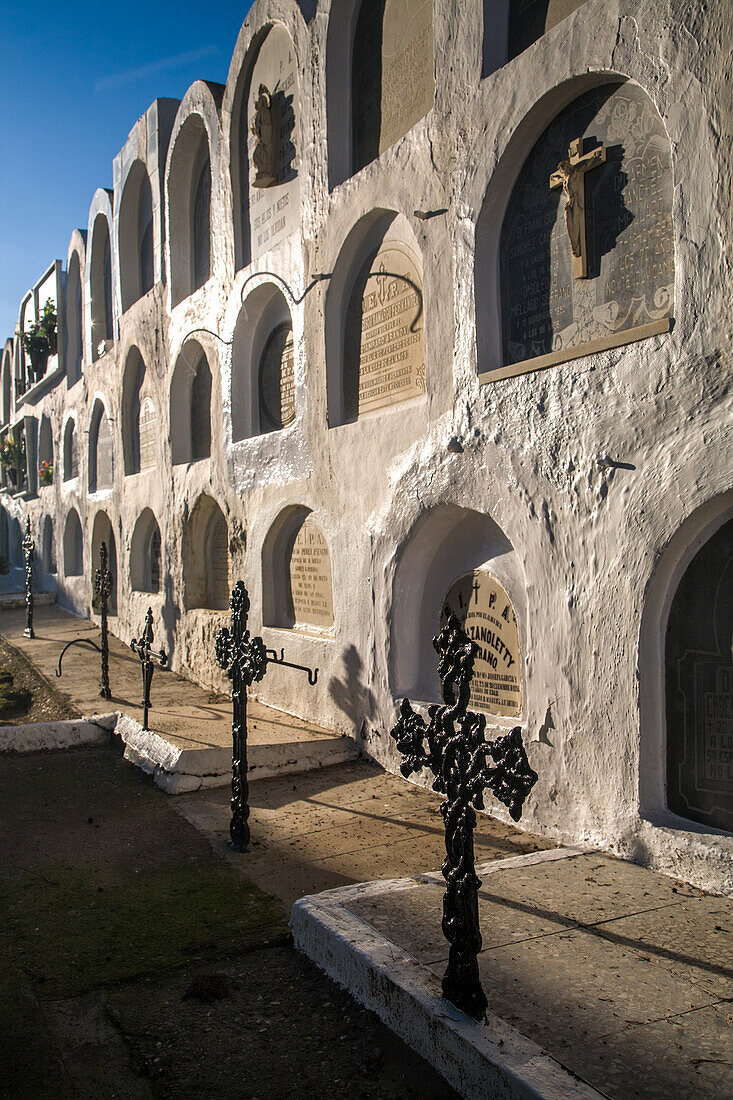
top-left (138, 396), bottom-right (157, 470)
top-left (666, 518), bottom-right (733, 832)
top-left (248, 24), bottom-right (300, 261)
top-left (344, 236), bottom-right (426, 419)
top-left (288, 520), bottom-right (334, 629)
top-left (499, 83), bottom-right (674, 372)
top-left (260, 323), bottom-right (295, 430)
top-left (441, 571), bottom-right (521, 718)
top-left (96, 416), bottom-right (113, 490)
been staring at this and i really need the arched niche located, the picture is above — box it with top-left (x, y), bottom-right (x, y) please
top-left (63, 416), bottom-right (79, 481)
top-left (477, 78), bottom-right (674, 381)
top-left (665, 517), bottom-right (732, 832)
top-left (170, 341), bottom-right (212, 465)
top-left (168, 115), bottom-right (212, 307)
top-left (89, 398), bottom-right (114, 493)
top-left (262, 507), bottom-right (334, 631)
top-left (89, 209), bottom-right (114, 358)
top-left (235, 24), bottom-right (300, 266)
top-left (327, 0), bottom-right (434, 187)
top-left (130, 508), bottom-right (163, 594)
top-left (2, 348), bottom-right (12, 424)
top-left (63, 508), bottom-right (83, 576)
top-left (326, 211), bottom-right (426, 425)
top-left (119, 160), bottom-right (154, 313)
top-left (391, 504), bottom-right (525, 708)
top-left (65, 250), bottom-right (83, 384)
top-left (122, 347), bottom-right (154, 475)
top-left (182, 494), bottom-right (230, 611)
top-left (231, 284), bottom-right (293, 440)
top-left (91, 510), bottom-right (118, 614)
top-left (41, 516), bottom-right (56, 575)
top-left (38, 415), bottom-right (53, 482)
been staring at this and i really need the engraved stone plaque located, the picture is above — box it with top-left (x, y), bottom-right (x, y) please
top-left (288, 519), bottom-right (334, 629)
top-left (260, 323), bottom-right (295, 431)
top-left (441, 571), bottom-right (522, 718)
top-left (498, 82), bottom-right (674, 375)
top-left (138, 396), bottom-right (157, 470)
top-left (344, 235), bottom-right (426, 419)
top-left (666, 518), bottom-right (733, 832)
top-left (247, 24), bottom-right (299, 261)
top-left (96, 416), bottom-right (113, 490)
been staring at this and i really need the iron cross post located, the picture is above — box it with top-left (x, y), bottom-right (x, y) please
top-left (130, 608), bottom-right (167, 732)
top-left (95, 541), bottom-right (113, 699)
top-left (390, 612), bottom-right (538, 1020)
top-left (22, 517), bottom-right (34, 639)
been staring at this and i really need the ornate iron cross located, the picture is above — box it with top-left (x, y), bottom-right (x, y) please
top-left (95, 541), bottom-right (113, 699)
top-left (390, 613), bottom-right (538, 1020)
top-left (22, 517), bottom-right (34, 639)
top-left (130, 608), bottom-right (167, 732)
top-left (215, 582), bottom-right (268, 851)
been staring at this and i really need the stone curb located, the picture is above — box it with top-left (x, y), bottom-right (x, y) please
top-left (0, 716), bottom-right (115, 753)
top-left (291, 848), bottom-right (604, 1100)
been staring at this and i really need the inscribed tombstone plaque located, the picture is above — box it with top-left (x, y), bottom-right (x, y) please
top-left (96, 416), bottom-right (113, 490)
top-left (260, 323), bottom-right (295, 430)
top-left (139, 397), bottom-right (157, 470)
top-left (665, 518), bottom-right (733, 832)
top-left (495, 82), bottom-right (674, 379)
top-left (247, 25), bottom-right (299, 261)
top-left (344, 232), bottom-right (426, 419)
top-left (288, 519), bottom-right (334, 629)
top-left (440, 571), bottom-right (521, 718)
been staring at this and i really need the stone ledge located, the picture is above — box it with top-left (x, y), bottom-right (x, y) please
top-left (0, 716), bottom-right (114, 753)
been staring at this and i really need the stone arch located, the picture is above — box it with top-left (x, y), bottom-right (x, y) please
top-left (121, 347), bottom-right (149, 475)
top-left (170, 340), bottom-right (212, 464)
top-left (326, 0), bottom-right (434, 187)
top-left (325, 209), bottom-right (426, 425)
top-left (91, 510), bottom-right (118, 614)
top-left (41, 515), bottom-right (56, 575)
top-left (182, 494), bottom-right (230, 611)
top-left (65, 237), bottom-right (84, 384)
top-left (262, 506), bottom-right (334, 630)
top-left (232, 284), bottom-right (293, 440)
top-left (87, 192), bottom-right (115, 360)
top-left (118, 160), bottom-right (154, 312)
top-left (63, 508), bottom-right (83, 576)
top-left (476, 75), bottom-right (674, 380)
top-left (38, 415), bottom-right (53, 482)
top-left (391, 504), bottom-right (525, 709)
top-left (166, 86), bottom-right (222, 308)
top-left (1, 345), bottom-right (11, 424)
top-left (88, 397), bottom-right (114, 493)
top-left (63, 416), bottom-right (79, 481)
top-left (130, 508), bottom-right (163, 594)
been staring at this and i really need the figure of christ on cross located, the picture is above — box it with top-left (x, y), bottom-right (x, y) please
top-left (550, 136), bottom-right (607, 279)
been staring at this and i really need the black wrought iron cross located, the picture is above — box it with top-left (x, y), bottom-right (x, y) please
top-left (130, 608), bottom-right (167, 732)
top-left (390, 612), bottom-right (538, 1021)
top-left (95, 541), bottom-right (113, 699)
top-left (215, 581), bottom-right (318, 853)
top-left (22, 517), bottom-right (34, 639)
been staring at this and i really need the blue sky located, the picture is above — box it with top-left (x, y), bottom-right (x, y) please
top-left (0, 1), bottom-right (254, 339)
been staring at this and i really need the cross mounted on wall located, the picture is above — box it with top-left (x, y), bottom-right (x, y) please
top-left (550, 136), bottom-right (607, 279)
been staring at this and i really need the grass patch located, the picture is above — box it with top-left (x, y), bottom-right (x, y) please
top-left (0, 665), bottom-right (32, 719)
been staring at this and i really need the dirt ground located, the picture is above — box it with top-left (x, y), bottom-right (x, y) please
top-left (0, 634), bottom-right (79, 725)
top-left (0, 744), bottom-right (458, 1099)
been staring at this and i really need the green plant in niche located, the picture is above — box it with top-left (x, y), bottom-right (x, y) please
top-left (21, 298), bottom-right (57, 380)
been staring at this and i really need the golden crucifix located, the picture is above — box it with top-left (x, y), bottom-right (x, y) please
top-left (550, 137), bottom-right (607, 279)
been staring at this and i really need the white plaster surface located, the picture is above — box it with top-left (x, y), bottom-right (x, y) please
top-left (0, 717), bottom-right (113, 753)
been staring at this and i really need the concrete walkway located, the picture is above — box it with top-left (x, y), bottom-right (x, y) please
top-left (0, 604), bottom-right (355, 789)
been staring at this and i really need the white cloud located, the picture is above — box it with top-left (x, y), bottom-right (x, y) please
top-left (94, 45), bottom-right (219, 92)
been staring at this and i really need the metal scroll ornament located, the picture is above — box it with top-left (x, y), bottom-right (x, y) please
top-left (22, 517), bottom-right (35, 639)
top-left (390, 613), bottom-right (538, 1020)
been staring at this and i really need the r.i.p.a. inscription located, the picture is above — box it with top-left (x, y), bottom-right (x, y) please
top-left (288, 520), bottom-right (334, 630)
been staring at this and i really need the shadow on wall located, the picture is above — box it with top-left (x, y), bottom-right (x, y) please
top-left (328, 644), bottom-right (376, 730)
top-left (160, 570), bottom-right (180, 663)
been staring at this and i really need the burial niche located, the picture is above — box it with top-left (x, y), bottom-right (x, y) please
top-left (90, 212), bottom-right (114, 357)
top-left (91, 510), bottom-right (117, 614)
top-left (493, 81), bottom-right (674, 379)
top-left (243, 24), bottom-right (300, 263)
top-left (169, 115), bottom-right (213, 305)
top-left (65, 252), bottom-right (83, 384)
top-left (183, 495), bottom-right (230, 611)
top-left (63, 509), bottom-right (83, 576)
top-left (342, 218), bottom-right (426, 421)
top-left (63, 418), bottom-right (78, 481)
top-left (42, 516), bottom-right (56, 575)
top-left (89, 401), bottom-right (113, 492)
top-left (122, 348), bottom-right (155, 475)
top-left (441, 571), bottom-right (522, 718)
top-left (286, 517), bottom-right (334, 630)
top-left (38, 415), bottom-right (53, 481)
top-left (259, 323), bottom-right (295, 431)
top-left (119, 160), bottom-right (154, 312)
top-left (351, 0), bottom-right (434, 175)
top-left (665, 518), bottom-right (733, 832)
top-left (131, 509), bottom-right (162, 594)
top-left (171, 342), bottom-right (212, 464)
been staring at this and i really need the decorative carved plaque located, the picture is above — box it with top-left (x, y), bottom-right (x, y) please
top-left (139, 397), bottom-right (157, 470)
top-left (498, 83), bottom-right (674, 376)
top-left (441, 571), bottom-right (521, 718)
top-left (666, 518), bottom-right (733, 832)
top-left (260, 323), bottom-right (295, 430)
top-left (344, 236), bottom-right (426, 419)
top-left (96, 416), bottom-right (113, 490)
top-left (247, 25), bottom-right (299, 261)
top-left (288, 520), bottom-right (334, 629)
